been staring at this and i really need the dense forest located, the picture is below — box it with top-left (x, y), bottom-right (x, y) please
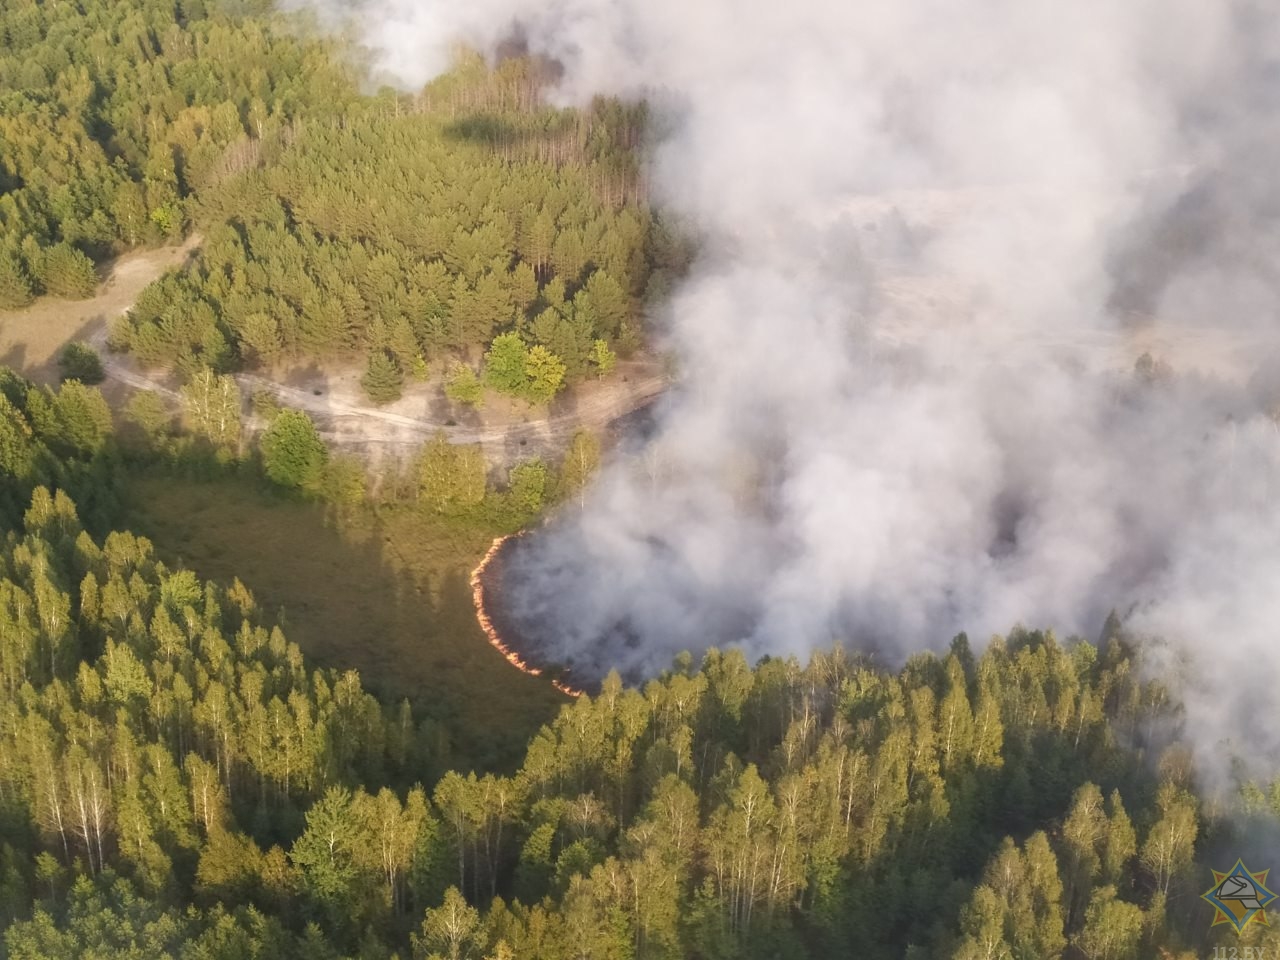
top-left (109, 84), bottom-right (669, 404)
top-left (4, 0), bottom-right (1280, 958)
top-left (0, 365), bottom-right (1274, 960)
top-left (0, 0), bottom-right (685, 405)
top-left (0, 0), bottom-right (355, 305)
top-left (0, 501), bottom-right (1269, 960)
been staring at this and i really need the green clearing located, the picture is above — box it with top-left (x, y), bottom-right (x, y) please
top-left (121, 471), bottom-right (565, 773)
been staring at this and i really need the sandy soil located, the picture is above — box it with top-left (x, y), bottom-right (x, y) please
top-left (94, 326), bottom-right (666, 464)
top-left (0, 236), bottom-right (203, 386)
top-left (233, 359), bottom-right (667, 464)
top-left (5, 187), bottom-right (1272, 467)
top-left (867, 270), bottom-right (1278, 384)
top-left (0, 233), bottom-right (667, 463)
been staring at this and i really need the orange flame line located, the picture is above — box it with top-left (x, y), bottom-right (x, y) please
top-left (471, 535), bottom-right (583, 698)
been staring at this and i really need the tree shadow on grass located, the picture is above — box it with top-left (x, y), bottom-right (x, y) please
top-left (121, 467), bottom-right (566, 777)
top-left (0, 342), bottom-right (26, 377)
top-left (2, 314), bottom-right (102, 386)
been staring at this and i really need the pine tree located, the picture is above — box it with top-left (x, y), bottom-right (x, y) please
top-left (123, 391), bottom-right (172, 450)
top-left (361, 349), bottom-right (404, 405)
top-left (29, 381), bottom-right (113, 456)
top-left (510, 261), bottom-right (538, 313)
top-left (39, 244), bottom-right (98, 299)
top-left (57, 343), bottom-right (104, 384)
top-left (238, 313), bottom-right (283, 367)
top-left (551, 227), bottom-right (586, 282)
top-left (0, 394), bottom-right (36, 479)
top-left (0, 256), bottom-right (33, 309)
top-left (291, 787), bottom-right (362, 927)
top-left (444, 361), bottom-right (485, 408)
top-left (581, 270), bottom-right (628, 338)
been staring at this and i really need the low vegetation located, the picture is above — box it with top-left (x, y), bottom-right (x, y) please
top-left (0, 363), bottom-right (595, 751)
top-left (55, 343), bottom-right (104, 385)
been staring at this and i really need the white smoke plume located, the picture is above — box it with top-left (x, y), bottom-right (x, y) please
top-left (290, 0), bottom-right (1280, 779)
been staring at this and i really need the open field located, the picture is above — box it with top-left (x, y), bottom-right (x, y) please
top-left (122, 472), bottom-right (566, 772)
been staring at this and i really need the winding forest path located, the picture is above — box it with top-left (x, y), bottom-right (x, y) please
top-left (0, 234), bottom-right (202, 385)
top-left (233, 365), bottom-right (668, 450)
top-left (6, 210), bottom-right (1271, 464)
top-left (0, 235), bottom-right (667, 460)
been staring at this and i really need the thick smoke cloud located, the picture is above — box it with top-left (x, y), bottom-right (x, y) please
top-left (295, 0), bottom-right (1280, 779)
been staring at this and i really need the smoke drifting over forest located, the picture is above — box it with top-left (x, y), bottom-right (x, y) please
top-left (301, 0), bottom-right (1280, 778)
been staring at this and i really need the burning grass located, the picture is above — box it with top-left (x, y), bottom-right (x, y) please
top-left (122, 471), bottom-right (566, 771)
top-left (471, 533), bottom-right (585, 697)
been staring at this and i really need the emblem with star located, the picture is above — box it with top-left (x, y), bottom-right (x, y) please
top-left (1202, 859), bottom-right (1278, 935)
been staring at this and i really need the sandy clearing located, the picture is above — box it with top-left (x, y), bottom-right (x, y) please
top-left (0, 233), bottom-right (668, 462)
top-left (868, 268), bottom-right (1277, 383)
top-left (0, 236), bottom-right (203, 385)
top-left (232, 361), bottom-right (668, 464)
top-left (6, 185), bottom-right (1274, 468)
top-left (93, 324), bottom-right (668, 464)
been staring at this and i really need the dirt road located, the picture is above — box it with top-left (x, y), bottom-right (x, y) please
top-left (6, 201), bottom-right (1271, 465)
top-left (234, 363), bottom-right (667, 461)
top-left (0, 235), bottom-right (667, 460)
top-left (0, 235), bottom-right (202, 385)
top-left (91, 303), bottom-right (665, 463)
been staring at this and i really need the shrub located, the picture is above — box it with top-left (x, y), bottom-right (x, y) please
top-left (57, 343), bottom-right (105, 384)
top-left (444, 361), bottom-right (484, 408)
top-left (0, 256), bottom-right (33, 309)
top-left (260, 409), bottom-right (326, 490)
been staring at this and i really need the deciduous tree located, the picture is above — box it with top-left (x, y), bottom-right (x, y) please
top-left (180, 369), bottom-right (241, 449)
top-left (260, 409), bottom-right (326, 491)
